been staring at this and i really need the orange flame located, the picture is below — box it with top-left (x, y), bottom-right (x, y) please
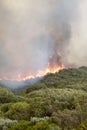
top-left (0, 64), bottom-right (65, 81)
top-left (17, 64), bottom-right (65, 81)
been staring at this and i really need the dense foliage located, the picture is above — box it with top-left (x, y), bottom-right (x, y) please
top-left (0, 67), bottom-right (87, 130)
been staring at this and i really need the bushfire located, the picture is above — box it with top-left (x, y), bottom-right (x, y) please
top-left (0, 64), bottom-right (65, 81)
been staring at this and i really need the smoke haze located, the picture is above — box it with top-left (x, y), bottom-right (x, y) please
top-left (0, 0), bottom-right (87, 82)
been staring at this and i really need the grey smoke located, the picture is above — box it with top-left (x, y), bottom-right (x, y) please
top-left (0, 0), bottom-right (87, 87)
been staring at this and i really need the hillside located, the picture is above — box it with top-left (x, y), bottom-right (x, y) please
top-left (0, 67), bottom-right (87, 130)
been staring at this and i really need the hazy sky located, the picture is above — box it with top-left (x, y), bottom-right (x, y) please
top-left (0, 0), bottom-right (87, 80)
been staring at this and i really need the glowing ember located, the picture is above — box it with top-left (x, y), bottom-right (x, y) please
top-left (0, 64), bottom-right (65, 81)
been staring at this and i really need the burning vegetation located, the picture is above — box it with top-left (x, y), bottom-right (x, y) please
top-left (0, 64), bottom-right (65, 81)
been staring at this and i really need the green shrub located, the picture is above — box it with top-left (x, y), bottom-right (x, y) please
top-left (9, 121), bottom-right (29, 130)
top-left (27, 88), bottom-right (87, 117)
top-left (1, 103), bottom-right (12, 113)
top-left (5, 102), bottom-right (29, 120)
top-left (77, 120), bottom-right (87, 130)
top-left (0, 87), bottom-right (15, 103)
top-left (26, 82), bottom-right (47, 93)
top-left (9, 120), bottom-right (61, 130)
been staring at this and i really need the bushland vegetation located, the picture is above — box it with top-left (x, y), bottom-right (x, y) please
top-left (0, 67), bottom-right (87, 130)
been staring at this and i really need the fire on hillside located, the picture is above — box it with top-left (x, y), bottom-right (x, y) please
top-left (0, 64), bottom-right (65, 81)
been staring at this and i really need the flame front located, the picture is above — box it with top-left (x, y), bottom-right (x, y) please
top-left (17, 64), bottom-right (65, 81)
top-left (0, 64), bottom-right (65, 81)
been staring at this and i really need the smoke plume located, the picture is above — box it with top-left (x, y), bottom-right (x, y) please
top-left (0, 0), bottom-right (87, 85)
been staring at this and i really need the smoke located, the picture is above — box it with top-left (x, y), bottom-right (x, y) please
top-left (67, 0), bottom-right (87, 66)
top-left (0, 0), bottom-right (87, 86)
